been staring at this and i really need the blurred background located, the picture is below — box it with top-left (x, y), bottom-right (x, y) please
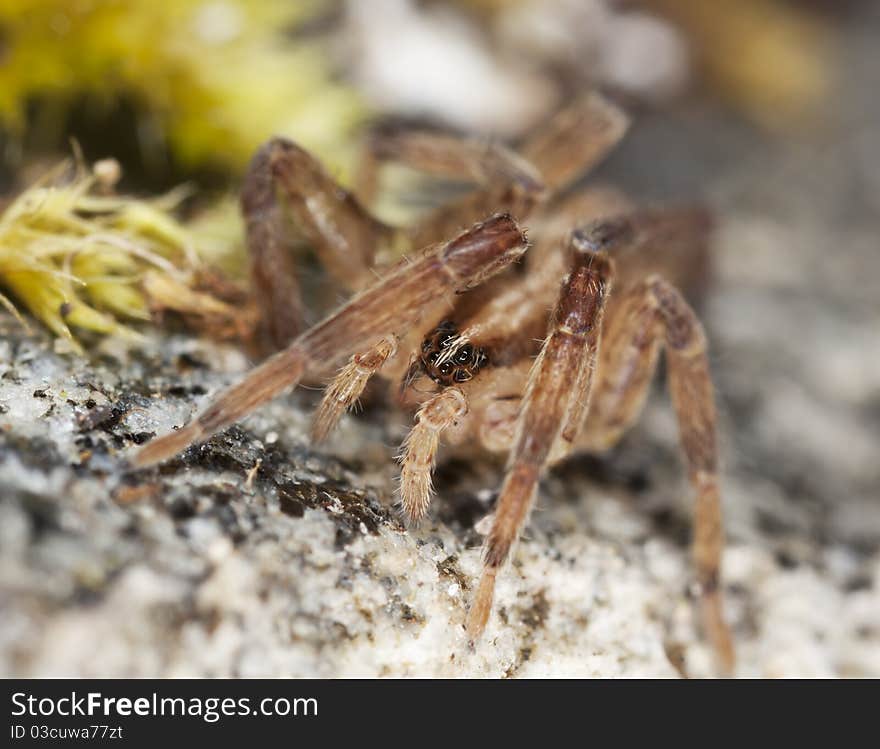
top-left (0, 0), bottom-right (849, 182)
top-left (0, 0), bottom-right (866, 342)
top-left (0, 0), bottom-right (877, 677)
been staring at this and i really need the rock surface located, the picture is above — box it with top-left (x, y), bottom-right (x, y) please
top-left (1, 7), bottom-right (879, 680)
top-left (0, 277), bottom-right (876, 678)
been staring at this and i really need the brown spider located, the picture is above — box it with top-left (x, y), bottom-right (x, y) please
top-left (133, 93), bottom-right (734, 673)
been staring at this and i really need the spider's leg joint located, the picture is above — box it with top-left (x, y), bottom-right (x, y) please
top-left (571, 216), bottom-right (635, 256)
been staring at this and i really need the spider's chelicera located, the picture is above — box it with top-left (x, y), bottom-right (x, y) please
top-left (133, 92), bottom-right (734, 674)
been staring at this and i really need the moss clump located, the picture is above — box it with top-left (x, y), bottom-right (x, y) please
top-left (0, 156), bottom-right (246, 352)
top-left (0, 0), bottom-right (365, 173)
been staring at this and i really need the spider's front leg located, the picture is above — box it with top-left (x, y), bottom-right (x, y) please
top-left (132, 213), bottom-right (528, 469)
top-left (465, 224), bottom-right (614, 641)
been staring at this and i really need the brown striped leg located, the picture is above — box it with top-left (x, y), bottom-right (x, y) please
top-left (364, 127), bottom-right (544, 188)
top-left (241, 142), bottom-right (306, 351)
top-left (465, 226), bottom-right (613, 640)
top-left (367, 130), bottom-right (546, 249)
top-left (656, 280), bottom-right (734, 675)
top-left (565, 286), bottom-right (663, 454)
top-left (577, 277), bottom-right (735, 674)
top-left (519, 92), bottom-right (630, 194)
top-left (241, 138), bottom-right (395, 350)
top-left (132, 214), bottom-right (527, 469)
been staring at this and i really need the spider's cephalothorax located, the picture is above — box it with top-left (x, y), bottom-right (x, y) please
top-left (134, 93), bottom-right (735, 674)
top-left (420, 321), bottom-right (488, 385)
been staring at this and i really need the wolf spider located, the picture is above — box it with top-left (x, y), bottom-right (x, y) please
top-left (133, 92), bottom-right (734, 673)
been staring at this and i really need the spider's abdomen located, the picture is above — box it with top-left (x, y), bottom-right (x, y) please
top-left (420, 321), bottom-right (487, 386)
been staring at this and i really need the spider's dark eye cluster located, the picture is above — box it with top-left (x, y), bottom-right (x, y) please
top-left (438, 333), bottom-right (456, 349)
top-left (419, 322), bottom-right (488, 386)
top-left (454, 344), bottom-right (473, 364)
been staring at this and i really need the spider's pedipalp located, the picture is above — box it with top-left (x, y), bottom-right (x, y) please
top-left (133, 214), bottom-right (527, 469)
top-left (466, 232), bottom-right (613, 641)
top-left (312, 335), bottom-right (398, 443)
top-left (398, 387), bottom-right (468, 525)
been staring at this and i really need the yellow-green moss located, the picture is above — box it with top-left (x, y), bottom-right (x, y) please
top-left (0, 0), bottom-right (366, 173)
top-left (0, 157), bottom-right (243, 351)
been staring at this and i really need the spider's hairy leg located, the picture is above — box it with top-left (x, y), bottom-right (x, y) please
top-left (132, 213), bottom-right (528, 469)
top-left (366, 127), bottom-right (545, 191)
top-left (572, 285), bottom-right (663, 454)
top-left (391, 135), bottom-right (546, 249)
top-left (243, 138), bottom-right (395, 350)
top-left (555, 220), bottom-right (631, 444)
top-left (398, 387), bottom-right (468, 524)
top-left (520, 92), bottom-right (631, 194)
top-left (242, 139), bottom-right (306, 350)
top-left (576, 278), bottom-right (735, 674)
top-left (312, 335), bottom-right (398, 443)
top-left (355, 122), bottom-right (544, 245)
top-left (465, 229), bottom-right (613, 641)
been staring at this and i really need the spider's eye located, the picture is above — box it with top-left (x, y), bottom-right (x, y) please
top-left (438, 361), bottom-right (453, 375)
top-left (438, 333), bottom-right (455, 349)
top-left (427, 351), bottom-right (439, 362)
top-left (454, 344), bottom-right (473, 364)
top-left (453, 369), bottom-right (470, 383)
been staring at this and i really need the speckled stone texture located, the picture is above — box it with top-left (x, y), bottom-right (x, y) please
top-left (1, 7), bottom-right (879, 680)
